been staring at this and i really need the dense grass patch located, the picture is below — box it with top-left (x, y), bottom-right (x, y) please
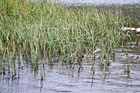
top-left (0, 0), bottom-right (138, 73)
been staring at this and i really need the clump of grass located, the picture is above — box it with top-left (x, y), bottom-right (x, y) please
top-left (0, 0), bottom-right (138, 73)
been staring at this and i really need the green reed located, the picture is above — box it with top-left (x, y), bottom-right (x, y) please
top-left (40, 64), bottom-right (44, 81)
top-left (137, 53), bottom-right (139, 58)
top-left (0, 0), bottom-right (138, 72)
top-left (127, 60), bottom-right (130, 73)
top-left (1, 54), bottom-right (6, 74)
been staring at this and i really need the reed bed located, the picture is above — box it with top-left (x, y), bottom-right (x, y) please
top-left (0, 0), bottom-right (138, 78)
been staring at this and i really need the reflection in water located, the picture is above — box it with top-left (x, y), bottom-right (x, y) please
top-left (1, 42), bottom-right (140, 93)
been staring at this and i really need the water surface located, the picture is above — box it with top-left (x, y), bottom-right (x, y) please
top-left (61, 0), bottom-right (140, 5)
top-left (1, 42), bottom-right (140, 93)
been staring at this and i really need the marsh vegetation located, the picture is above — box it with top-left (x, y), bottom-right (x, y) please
top-left (0, 0), bottom-right (139, 80)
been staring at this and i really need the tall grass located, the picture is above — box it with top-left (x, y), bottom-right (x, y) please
top-left (0, 0), bottom-right (138, 74)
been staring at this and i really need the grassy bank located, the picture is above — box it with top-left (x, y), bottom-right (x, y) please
top-left (0, 0), bottom-right (138, 74)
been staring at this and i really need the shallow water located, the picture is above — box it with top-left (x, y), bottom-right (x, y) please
top-left (1, 42), bottom-right (140, 93)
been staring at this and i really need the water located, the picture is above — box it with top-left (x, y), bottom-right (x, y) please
top-left (33, 0), bottom-right (140, 5)
top-left (1, 42), bottom-right (140, 93)
top-left (61, 0), bottom-right (140, 5)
